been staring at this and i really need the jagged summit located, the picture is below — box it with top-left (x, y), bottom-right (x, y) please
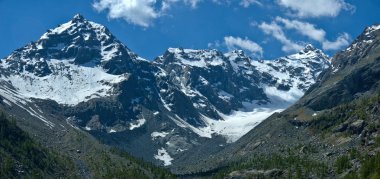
top-left (346, 23), bottom-right (380, 52)
top-left (364, 23), bottom-right (380, 35)
top-left (229, 49), bottom-right (245, 56)
top-left (39, 14), bottom-right (108, 41)
top-left (285, 44), bottom-right (330, 64)
top-left (296, 44), bottom-right (324, 56)
top-left (302, 44), bottom-right (317, 52)
top-left (333, 23), bottom-right (380, 70)
top-left (2, 14), bottom-right (143, 75)
top-left (72, 13), bottom-right (85, 21)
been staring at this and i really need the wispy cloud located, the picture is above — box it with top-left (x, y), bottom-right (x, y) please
top-left (93, 0), bottom-right (203, 27)
top-left (275, 17), bottom-right (325, 42)
top-left (240, 0), bottom-right (262, 8)
top-left (92, 0), bottom-right (267, 27)
top-left (275, 17), bottom-right (350, 50)
top-left (93, 0), bottom-right (159, 27)
top-left (224, 36), bottom-right (263, 57)
top-left (257, 17), bottom-right (350, 52)
top-left (276, 0), bottom-right (355, 18)
top-left (258, 21), bottom-right (303, 53)
top-left (211, 0), bottom-right (262, 7)
top-left (322, 33), bottom-right (350, 50)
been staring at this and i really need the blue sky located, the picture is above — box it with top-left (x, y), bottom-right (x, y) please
top-left (0, 0), bottom-right (379, 60)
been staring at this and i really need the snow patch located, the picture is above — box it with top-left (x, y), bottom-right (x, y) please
top-left (151, 131), bottom-right (169, 139)
top-left (2, 99), bottom-right (12, 106)
top-left (129, 118), bottom-right (146, 130)
top-left (169, 115), bottom-right (212, 138)
top-left (66, 117), bottom-right (79, 130)
top-left (218, 90), bottom-right (234, 101)
top-left (154, 148), bottom-right (173, 166)
top-left (365, 24), bottom-right (380, 35)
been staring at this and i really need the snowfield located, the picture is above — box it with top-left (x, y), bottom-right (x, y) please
top-left (0, 59), bottom-right (126, 106)
top-left (154, 148), bottom-right (173, 166)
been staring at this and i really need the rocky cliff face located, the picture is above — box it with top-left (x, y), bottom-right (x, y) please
top-left (0, 14), bottom-right (331, 169)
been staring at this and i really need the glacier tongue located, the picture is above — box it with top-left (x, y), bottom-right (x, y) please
top-left (179, 85), bottom-right (305, 143)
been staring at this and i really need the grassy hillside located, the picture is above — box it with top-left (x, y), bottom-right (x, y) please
top-left (308, 91), bottom-right (380, 178)
top-left (0, 112), bottom-right (76, 178)
top-left (0, 111), bottom-right (174, 178)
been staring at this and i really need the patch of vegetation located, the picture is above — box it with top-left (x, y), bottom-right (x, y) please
top-left (0, 110), bottom-right (175, 178)
top-left (309, 91), bottom-right (380, 134)
top-left (336, 155), bottom-right (351, 174)
top-left (110, 148), bottom-right (175, 179)
top-left (341, 152), bottom-right (380, 179)
top-left (85, 149), bottom-right (149, 178)
top-left (212, 152), bottom-right (329, 178)
top-left (0, 112), bottom-right (76, 178)
top-left (375, 136), bottom-right (380, 147)
top-left (83, 148), bottom-right (175, 178)
top-left (359, 153), bottom-right (380, 179)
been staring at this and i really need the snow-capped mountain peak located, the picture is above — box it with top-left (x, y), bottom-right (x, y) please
top-left (0, 15), bottom-right (138, 108)
top-left (301, 43), bottom-right (317, 52)
top-left (40, 13), bottom-right (108, 40)
top-left (364, 24), bottom-right (380, 36)
top-left (72, 13), bottom-right (85, 21)
top-left (3, 14), bottom-right (141, 75)
top-left (287, 44), bottom-right (329, 61)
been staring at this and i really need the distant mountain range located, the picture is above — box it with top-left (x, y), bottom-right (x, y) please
top-left (1, 14), bottom-right (379, 178)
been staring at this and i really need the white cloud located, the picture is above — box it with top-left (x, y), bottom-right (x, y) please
top-left (211, 0), bottom-right (225, 5)
top-left (322, 33), bottom-right (350, 50)
top-left (224, 36), bottom-right (263, 57)
top-left (258, 21), bottom-right (303, 53)
top-left (274, 17), bottom-right (350, 50)
top-left (240, 0), bottom-right (262, 7)
top-left (93, 0), bottom-right (202, 27)
top-left (275, 17), bottom-right (325, 42)
top-left (277, 0), bottom-right (355, 18)
top-left (211, 0), bottom-right (261, 7)
top-left (185, 0), bottom-right (202, 8)
top-left (208, 40), bottom-right (221, 49)
top-left (93, 0), bottom-right (158, 27)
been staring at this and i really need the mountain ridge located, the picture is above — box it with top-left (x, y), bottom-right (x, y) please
top-left (0, 14), bottom-right (332, 170)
